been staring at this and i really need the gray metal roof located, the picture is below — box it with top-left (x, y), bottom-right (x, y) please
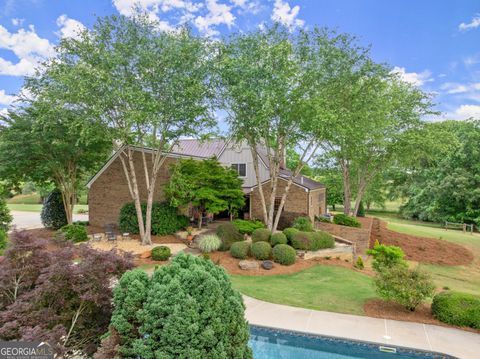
top-left (279, 169), bottom-right (325, 190)
top-left (171, 138), bottom-right (226, 158)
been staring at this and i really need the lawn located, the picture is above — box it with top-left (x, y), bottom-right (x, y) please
top-left (230, 265), bottom-right (377, 315)
top-left (7, 203), bottom-right (89, 214)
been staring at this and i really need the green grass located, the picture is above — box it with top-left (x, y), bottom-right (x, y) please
top-left (231, 265), bottom-right (377, 315)
top-left (7, 193), bottom-right (42, 204)
top-left (7, 203), bottom-right (89, 214)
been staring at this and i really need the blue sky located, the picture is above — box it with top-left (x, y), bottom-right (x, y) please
top-left (0, 0), bottom-right (479, 120)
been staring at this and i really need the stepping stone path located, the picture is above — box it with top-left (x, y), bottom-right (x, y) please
top-left (261, 260), bottom-right (274, 270)
top-left (239, 260), bottom-right (259, 270)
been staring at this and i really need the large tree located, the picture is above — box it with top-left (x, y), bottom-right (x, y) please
top-left (31, 14), bottom-right (214, 244)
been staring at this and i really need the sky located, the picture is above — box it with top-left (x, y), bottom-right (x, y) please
top-left (0, 0), bottom-right (479, 120)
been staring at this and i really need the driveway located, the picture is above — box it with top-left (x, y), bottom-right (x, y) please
top-left (11, 211), bottom-right (89, 230)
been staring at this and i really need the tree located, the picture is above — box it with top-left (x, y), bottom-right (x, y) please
top-left (165, 158), bottom-right (245, 228)
top-left (29, 14), bottom-right (214, 244)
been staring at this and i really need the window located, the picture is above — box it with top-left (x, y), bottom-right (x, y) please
top-left (274, 197), bottom-right (282, 212)
top-left (231, 163), bottom-right (246, 177)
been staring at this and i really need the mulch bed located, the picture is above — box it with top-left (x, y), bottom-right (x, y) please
top-left (370, 218), bottom-right (473, 266)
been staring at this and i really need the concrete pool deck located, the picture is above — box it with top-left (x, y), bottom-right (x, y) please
top-left (244, 296), bottom-right (480, 359)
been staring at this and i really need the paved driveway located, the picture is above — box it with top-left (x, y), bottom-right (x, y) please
top-left (11, 211), bottom-right (89, 230)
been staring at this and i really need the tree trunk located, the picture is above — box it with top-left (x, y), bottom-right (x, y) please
top-left (250, 146), bottom-right (268, 224)
top-left (353, 178), bottom-right (367, 217)
top-left (341, 161), bottom-right (351, 215)
top-left (144, 174), bottom-right (157, 246)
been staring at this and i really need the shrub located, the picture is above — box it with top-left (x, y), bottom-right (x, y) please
top-left (151, 246), bottom-right (171, 261)
top-left (251, 241), bottom-right (271, 260)
top-left (367, 244), bottom-right (407, 272)
top-left (333, 214), bottom-right (361, 228)
top-left (58, 224), bottom-right (88, 243)
top-left (217, 222), bottom-right (244, 251)
top-left (308, 231), bottom-right (335, 250)
top-left (110, 254), bottom-right (252, 358)
top-left (0, 197), bottom-right (12, 232)
top-left (198, 234), bottom-right (221, 253)
top-left (119, 202), bottom-right (188, 236)
top-left (270, 232), bottom-right (288, 246)
top-left (272, 244), bottom-right (296, 265)
top-left (357, 202), bottom-right (365, 217)
top-left (374, 266), bottom-right (435, 311)
top-left (283, 227), bottom-right (299, 244)
top-left (355, 256), bottom-right (364, 269)
top-left (431, 291), bottom-right (480, 329)
top-left (251, 228), bottom-right (271, 243)
top-left (292, 216), bottom-right (313, 232)
top-left (291, 231), bottom-right (312, 250)
top-left (0, 229), bottom-right (7, 255)
top-left (232, 219), bottom-right (265, 234)
top-left (41, 189), bottom-right (68, 230)
top-left (230, 241), bottom-right (250, 259)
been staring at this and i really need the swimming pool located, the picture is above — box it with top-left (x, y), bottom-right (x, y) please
top-left (249, 326), bottom-right (454, 359)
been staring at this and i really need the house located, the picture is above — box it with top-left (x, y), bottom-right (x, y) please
top-left (86, 139), bottom-right (326, 228)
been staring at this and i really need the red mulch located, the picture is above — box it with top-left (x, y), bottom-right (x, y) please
top-left (370, 218), bottom-right (473, 266)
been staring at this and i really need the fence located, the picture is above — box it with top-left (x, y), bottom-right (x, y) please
top-left (444, 221), bottom-right (475, 234)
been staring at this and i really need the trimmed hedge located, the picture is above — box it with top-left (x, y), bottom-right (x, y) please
top-left (292, 216), bottom-right (313, 232)
top-left (251, 241), bottom-right (271, 260)
top-left (272, 244), bottom-right (296, 265)
top-left (291, 231), bottom-right (312, 250)
top-left (41, 189), bottom-right (68, 230)
top-left (230, 241), bottom-right (250, 259)
top-left (270, 232), bottom-right (288, 246)
top-left (217, 222), bottom-right (244, 251)
top-left (151, 246), bottom-right (171, 261)
top-left (59, 224), bottom-right (89, 243)
top-left (251, 228), bottom-right (271, 243)
top-left (431, 291), bottom-right (480, 329)
top-left (119, 202), bottom-right (188, 235)
top-left (333, 214), bottom-right (361, 228)
top-left (282, 227), bottom-right (299, 244)
top-left (232, 219), bottom-right (265, 235)
top-left (308, 231), bottom-right (335, 251)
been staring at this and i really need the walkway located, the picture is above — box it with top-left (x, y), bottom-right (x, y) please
top-left (11, 211), bottom-right (89, 230)
top-left (244, 296), bottom-right (480, 359)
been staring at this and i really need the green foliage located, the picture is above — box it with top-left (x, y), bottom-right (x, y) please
top-left (333, 214), bottom-right (361, 228)
top-left (355, 256), bottom-right (364, 270)
top-left (151, 246), bottom-right (171, 261)
top-left (0, 197), bottom-right (12, 232)
top-left (367, 244), bottom-right (407, 272)
top-left (216, 222), bottom-right (244, 251)
top-left (251, 228), bottom-right (271, 243)
top-left (250, 241), bottom-right (271, 260)
top-left (283, 227), bottom-right (299, 244)
top-left (272, 244), bottom-right (296, 265)
top-left (119, 202), bottom-right (188, 236)
top-left (40, 189), bottom-right (68, 230)
top-left (230, 241), bottom-right (251, 259)
top-left (198, 234), bottom-right (221, 253)
top-left (315, 215), bottom-right (331, 223)
top-left (233, 219), bottom-right (265, 235)
top-left (0, 229), bottom-right (7, 255)
top-left (308, 231), bottom-right (335, 251)
top-left (292, 216), bottom-right (314, 232)
top-left (431, 291), bottom-right (480, 329)
top-left (357, 202), bottom-right (365, 217)
top-left (270, 232), bottom-right (288, 246)
top-left (111, 253), bottom-right (252, 358)
top-left (59, 224), bottom-right (88, 243)
top-left (373, 266), bottom-right (435, 311)
top-left (291, 231), bottom-right (312, 250)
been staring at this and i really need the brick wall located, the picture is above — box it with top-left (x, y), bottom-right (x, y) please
top-left (308, 188), bottom-right (326, 221)
top-left (88, 151), bottom-right (179, 227)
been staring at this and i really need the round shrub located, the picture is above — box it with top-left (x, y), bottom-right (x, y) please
top-left (291, 231), bottom-right (312, 250)
top-left (59, 224), bottom-right (88, 243)
top-left (431, 291), bottom-right (480, 329)
top-left (151, 246), bottom-right (171, 261)
top-left (232, 219), bottom-right (265, 235)
top-left (251, 228), bottom-right (271, 243)
top-left (333, 214), bottom-right (361, 228)
top-left (230, 241), bottom-right (251, 259)
top-left (198, 234), bottom-right (221, 253)
top-left (217, 222), bottom-right (244, 251)
top-left (41, 189), bottom-right (68, 230)
top-left (250, 241), bottom-right (271, 260)
top-left (308, 231), bottom-right (335, 251)
top-left (272, 244), bottom-right (296, 265)
top-left (270, 232), bottom-right (287, 246)
top-left (0, 197), bottom-right (12, 232)
top-left (355, 256), bottom-right (364, 270)
top-left (0, 229), bottom-right (7, 255)
top-left (292, 216), bottom-right (313, 232)
top-left (282, 227), bottom-right (299, 244)
top-left (119, 202), bottom-right (189, 236)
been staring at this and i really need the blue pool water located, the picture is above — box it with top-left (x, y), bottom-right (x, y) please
top-left (249, 326), bottom-right (452, 359)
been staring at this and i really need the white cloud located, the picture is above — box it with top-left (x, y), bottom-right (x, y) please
top-left (459, 14), bottom-right (480, 31)
top-left (0, 89), bottom-right (16, 106)
top-left (391, 66), bottom-right (433, 87)
top-left (448, 105), bottom-right (480, 120)
top-left (194, 0), bottom-right (235, 37)
top-left (230, 0), bottom-right (261, 14)
top-left (0, 107), bottom-right (9, 118)
top-left (11, 18), bottom-right (24, 26)
top-left (271, 0), bottom-right (304, 30)
top-left (56, 15), bottom-right (86, 39)
top-left (440, 82), bottom-right (470, 94)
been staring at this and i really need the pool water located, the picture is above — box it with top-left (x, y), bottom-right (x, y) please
top-left (249, 326), bottom-right (452, 359)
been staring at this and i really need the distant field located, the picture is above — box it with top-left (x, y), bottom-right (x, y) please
top-left (7, 193), bottom-right (42, 204)
top-left (7, 192), bottom-right (88, 213)
top-left (7, 203), bottom-right (89, 214)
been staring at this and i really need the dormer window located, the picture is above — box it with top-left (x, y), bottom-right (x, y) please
top-left (231, 163), bottom-right (246, 177)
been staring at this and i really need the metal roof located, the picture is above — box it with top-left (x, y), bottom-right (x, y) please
top-left (171, 138), bottom-right (226, 158)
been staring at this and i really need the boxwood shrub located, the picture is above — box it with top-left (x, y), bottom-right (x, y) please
top-left (270, 232), bottom-right (288, 246)
top-left (292, 216), bottom-right (313, 232)
top-left (59, 224), bottom-right (89, 243)
top-left (291, 231), bottom-right (312, 250)
top-left (119, 202), bottom-right (188, 235)
top-left (308, 231), bottom-right (335, 251)
top-left (282, 227), bottom-right (299, 244)
top-left (272, 244), bottom-right (296, 265)
top-left (431, 291), bottom-right (480, 329)
top-left (217, 222), bottom-right (244, 251)
top-left (333, 214), bottom-right (361, 228)
top-left (230, 241), bottom-right (251, 259)
top-left (232, 219), bottom-right (265, 235)
top-left (251, 228), bottom-right (271, 243)
top-left (251, 241), bottom-right (271, 260)
top-left (151, 246), bottom-right (171, 261)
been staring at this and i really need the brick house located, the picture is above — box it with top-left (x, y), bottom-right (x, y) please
top-left (86, 139), bottom-right (326, 228)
